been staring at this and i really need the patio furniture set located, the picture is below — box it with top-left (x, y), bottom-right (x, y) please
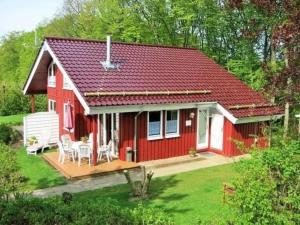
top-left (26, 132), bottom-right (112, 167)
top-left (58, 134), bottom-right (112, 167)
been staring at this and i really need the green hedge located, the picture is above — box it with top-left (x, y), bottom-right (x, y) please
top-left (0, 88), bottom-right (47, 116)
top-left (0, 195), bottom-right (173, 225)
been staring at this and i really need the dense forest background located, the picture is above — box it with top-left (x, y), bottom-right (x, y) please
top-left (0, 0), bottom-right (299, 115)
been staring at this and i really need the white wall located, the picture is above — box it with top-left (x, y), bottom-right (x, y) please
top-left (23, 112), bottom-right (59, 145)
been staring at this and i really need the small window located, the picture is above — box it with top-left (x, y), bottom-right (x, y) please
top-left (147, 111), bottom-right (163, 140)
top-left (165, 110), bottom-right (179, 138)
top-left (48, 61), bottom-right (56, 87)
top-left (63, 74), bottom-right (72, 89)
top-left (48, 99), bottom-right (56, 112)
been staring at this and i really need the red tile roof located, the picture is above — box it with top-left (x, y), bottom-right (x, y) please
top-left (46, 37), bottom-right (283, 118)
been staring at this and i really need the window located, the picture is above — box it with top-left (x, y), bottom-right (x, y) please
top-left (48, 61), bottom-right (56, 87)
top-left (147, 111), bottom-right (163, 140)
top-left (165, 110), bottom-right (179, 138)
top-left (48, 99), bottom-right (56, 112)
top-left (63, 74), bottom-right (72, 89)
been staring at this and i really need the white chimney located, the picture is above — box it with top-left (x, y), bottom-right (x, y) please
top-left (100, 35), bottom-right (119, 71)
top-left (106, 35), bottom-right (111, 64)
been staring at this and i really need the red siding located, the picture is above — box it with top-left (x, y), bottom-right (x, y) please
top-left (47, 65), bottom-right (268, 161)
top-left (222, 118), bottom-right (267, 156)
top-left (119, 109), bottom-right (197, 162)
top-left (47, 65), bottom-right (92, 141)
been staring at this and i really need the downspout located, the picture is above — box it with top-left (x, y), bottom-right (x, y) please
top-left (134, 111), bottom-right (143, 162)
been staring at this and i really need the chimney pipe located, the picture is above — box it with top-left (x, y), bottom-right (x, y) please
top-left (106, 35), bottom-right (111, 64)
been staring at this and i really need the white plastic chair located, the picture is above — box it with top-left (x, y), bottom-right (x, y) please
top-left (61, 134), bottom-right (72, 148)
top-left (26, 131), bottom-right (51, 155)
top-left (61, 134), bottom-right (75, 157)
top-left (57, 141), bottom-right (75, 164)
top-left (97, 140), bottom-right (112, 163)
top-left (78, 144), bottom-right (92, 167)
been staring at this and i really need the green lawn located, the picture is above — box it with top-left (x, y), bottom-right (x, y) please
top-left (16, 148), bottom-right (66, 190)
top-left (0, 114), bottom-right (26, 125)
top-left (75, 163), bottom-right (239, 225)
top-left (14, 146), bottom-right (238, 224)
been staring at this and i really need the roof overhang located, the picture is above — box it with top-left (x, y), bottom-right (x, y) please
top-left (88, 102), bottom-right (283, 124)
top-left (23, 43), bottom-right (51, 95)
top-left (23, 40), bottom-right (90, 113)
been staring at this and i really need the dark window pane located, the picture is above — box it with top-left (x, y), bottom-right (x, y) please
top-left (149, 111), bottom-right (161, 122)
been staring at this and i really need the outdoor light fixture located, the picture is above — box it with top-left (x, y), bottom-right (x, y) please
top-left (189, 112), bottom-right (195, 119)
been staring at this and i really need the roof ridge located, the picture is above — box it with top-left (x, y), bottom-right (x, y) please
top-left (44, 36), bottom-right (198, 50)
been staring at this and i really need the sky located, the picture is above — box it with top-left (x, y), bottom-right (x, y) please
top-left (0, 0), bottom-right (64, 37)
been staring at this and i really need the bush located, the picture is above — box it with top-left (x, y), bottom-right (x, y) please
top-left (0, 195), bottom-right (173, 225)
top-left (0, 89), bottom-right (30, 116)
top-left (0, 87), bottom-right (47, 116)
top-left (0, 124), bottom-right (16, 144)
top-left (0, 143), bottom-right (24, 199)
top-left (230, 140), bottom-right (300, 225)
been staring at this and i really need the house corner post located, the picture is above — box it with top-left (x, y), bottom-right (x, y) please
top-left (30, 95), bottom-right (35, 113)
top-left (92, 115), bottom-right (98, 166)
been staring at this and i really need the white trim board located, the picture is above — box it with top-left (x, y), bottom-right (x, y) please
top-left (44, 41), bottom-right (90, 113)
top-left (235, 114), bottom-right (284, 124)
top-left (23, 41), bottom-right (90, 113)
top-left (23, 44), bottom-right (47, 95)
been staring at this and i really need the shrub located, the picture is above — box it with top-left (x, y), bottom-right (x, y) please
top-left (230, 140), bottom-right (300, 224)
top-left (0, 143), bottom-right (24, 200)
top-left (0, 124), bottom-right (15, 144)
top-left (0, 195), bottom-right (173, 225)
top-left (0, 89), bottom-right (30, 116)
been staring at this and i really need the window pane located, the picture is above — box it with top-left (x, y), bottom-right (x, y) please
top-left (149, 111), bottom-right (161, 136)
top-left (198, 110), bottom-right (207, 145)
top-left (149, 111), bottom-right (161, 122)
top-left (166, 110), bottom-right (178, 134)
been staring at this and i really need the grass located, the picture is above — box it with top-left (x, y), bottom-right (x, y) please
top-left (75, 163), bottom-right (239, 225)
top-left (0, 114), bottom-right (26, 125)
top-left (16, 148), bottom-right (66, 190)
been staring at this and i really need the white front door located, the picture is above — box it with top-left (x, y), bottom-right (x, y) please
top-left (197, 109), bottom-right (209, 149)
top-left (210, 114), bottom-right (224, 150)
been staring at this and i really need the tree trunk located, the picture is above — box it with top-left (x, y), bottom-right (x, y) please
top-left (123, 167), bottom-right (154, 199)
top-left (283, 102), bottom-right (289, 138)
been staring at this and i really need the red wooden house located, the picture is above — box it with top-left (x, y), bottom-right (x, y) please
top-left (23, 36), bottom-right (283, 165)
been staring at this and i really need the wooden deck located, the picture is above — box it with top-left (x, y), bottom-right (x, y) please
top-left (43, 152), bottom-right (140, 180)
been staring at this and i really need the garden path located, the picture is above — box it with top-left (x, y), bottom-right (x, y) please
top-left (32, 153), bottom-right (249, 198)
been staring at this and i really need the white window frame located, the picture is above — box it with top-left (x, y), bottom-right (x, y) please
top-left (63, 103), bottom-right (74, 133)
top-left (48, 99), bottom-right (56, 112)
top-left (47, 61), bottom-right (56, 87)
top-left (63, 74), bottom-right (72, 90)
top-left (165, 110), bottom-right (180, 138)
top-left (147, 111), bottom-right (163, 140)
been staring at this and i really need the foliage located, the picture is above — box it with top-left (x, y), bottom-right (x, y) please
top-left (0, 143), bottom-right (24, 200)
top-left (1, 0), bottom-right (295, 116)
top-left (230, 140), bottom-right (300, 224)
top-left (0, 124), bottom-right (18, 145)
top-left (228, 0), bottom-right (300, 104)
top-left (0, 194), bottom-right (173, 225)
top-left (0, 88), bottom-right (30, 116)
